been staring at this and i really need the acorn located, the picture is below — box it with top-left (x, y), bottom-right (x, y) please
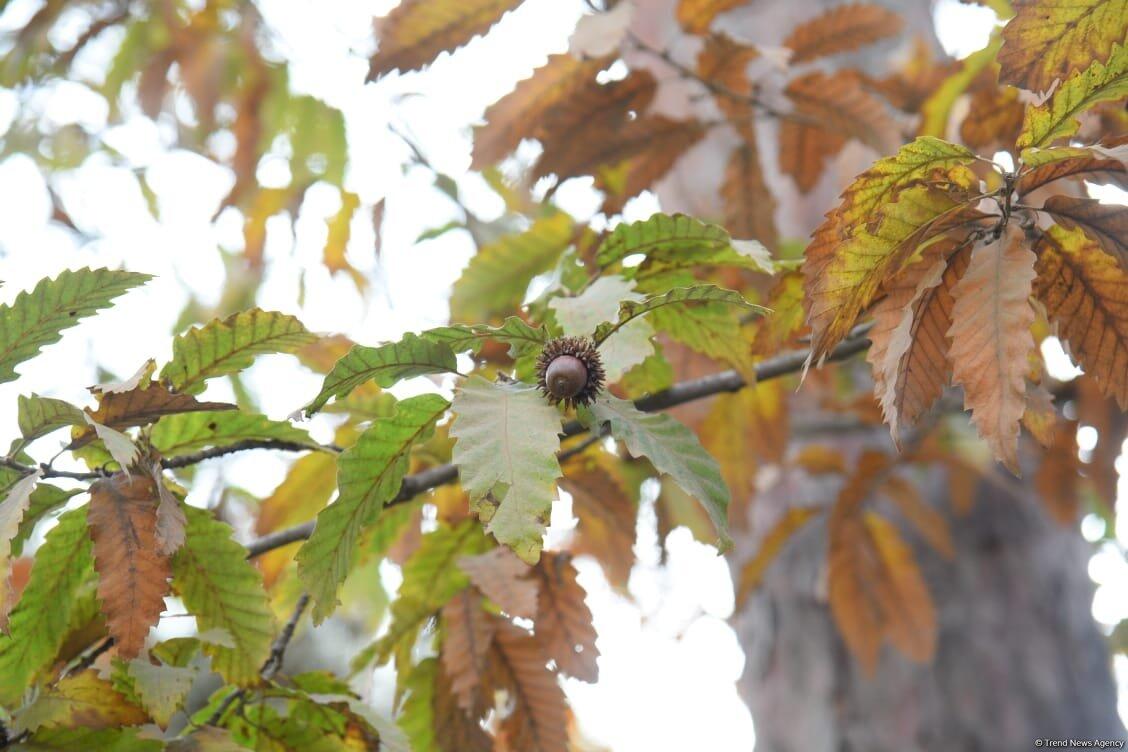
top-left (535, 336), bottom-right (605, 408)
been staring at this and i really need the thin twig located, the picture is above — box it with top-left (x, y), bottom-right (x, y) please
top-left (245, 325), bottom-right (873, 560)
top-left (205, 593), bottom-right (311, 726)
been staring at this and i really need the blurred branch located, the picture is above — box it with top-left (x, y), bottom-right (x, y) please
top-left (245, 324), bottom-right (873, 559)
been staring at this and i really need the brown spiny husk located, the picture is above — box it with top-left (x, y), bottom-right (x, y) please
top-left (535, 336), bottom-right (605, 408)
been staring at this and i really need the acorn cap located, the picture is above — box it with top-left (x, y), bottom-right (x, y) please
top-left (535, 336), bottom-right (605, 408)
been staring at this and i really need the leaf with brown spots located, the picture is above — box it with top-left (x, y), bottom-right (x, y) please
top-left (1017, 145), bottom-right (1128, 195)
top-left (1033, 224), bottom-right (1128, 408)
top-left (1041, 195), bottom-right (1128, 269)
top-left (88, 473), bottom-right (171, 658)
top-left (458, 547), bottom-right (538, 619)
top-left (531, 553), bottom-right (598, 682)
top-left (12, 670), bottom-right (147, 733)
top-left (784, 3), bottom-right (904, 64)
top-left (997, 0), bottom-right (1127, 93)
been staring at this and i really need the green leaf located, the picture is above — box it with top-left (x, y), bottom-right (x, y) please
top-left (171, 507), bottom-right (274, 685)
top-left (11, 483), bottom-right (82, 557)
top-left (127, 658), bottom-right (197, 728)
top-left (365, 521), bottom-right (490, 667)
top-left (596, 213), bottom-right (775, 282)
top-left (297, 394), bottom-right (449, 624)
top-left (449, 211), bottom-right (574, 322)
top-left (304, 333), bottom-right (457, 415)
top-left (582, 395), bottom-right (732, 550)
top-left (397, 659), bottom-right (438, 752)
top-left (17, 394), bottom-right (85, 442)
top-left (550, 276), bottom-right (655, 380)
top-left (1017, 42), bottom-right (1128, 149)
top-left (423, 317), bottom-right (549, 357)
top-left (0, 507), bottom-right (94, 705)
top-left (21, 726), bottom-right (164, 752)
top-left (648, 303), bottom-right (755, 375)
top-left (149, 410), bottom-right (316, 458)
top-left (592, 285), bottom-right (764, 345)
top-left (160, 309), bottom-right (317, 395)
top-left (0, 268), bottom-right (151, 385)
top-left (450, 376), bottom-right (563, 563)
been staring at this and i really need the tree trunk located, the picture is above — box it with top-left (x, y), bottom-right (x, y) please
top-left (633, 1), bottom-right (1125, 748)
top-left (730, 443), bottom-right (1124, 751)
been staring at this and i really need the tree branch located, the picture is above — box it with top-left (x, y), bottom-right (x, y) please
top-left (245, 325), bottom-right (873, 560)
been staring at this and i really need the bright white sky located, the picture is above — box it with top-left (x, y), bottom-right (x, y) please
top-left (0, 0), bottom-right (1126, 748)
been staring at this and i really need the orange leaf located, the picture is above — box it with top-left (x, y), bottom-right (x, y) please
top-left (959, 83), bottom-right (1025, 152)
top-left (487, 619), bottom-right (568, 752)
top-left (784, 3), bottom-right (904, 64)
top-left (367, 0), bottom-right (523, 80)
top-left (88, 473), bottom-right (171, 658)
top-left (434, 659), bottom-right (493, 752)
top-left (473, 53), bottom-right (615, 169)
top-left (1034, 421), bottom-right (1083, 524)
top-left (559, 461), bottom-right (636, 590)
top-left (793, 444), bottom-right (847, 475)
top-left (879, 473), bottom-right (955, 558)
top-left (779, 119), bottom-right (847, 193)
top-left (1033, 224), bottom-right (1128, 408)
top-left (594, 117), bottom-right (707, 213)
top-left (998, 0), bottom-right (1127, 94)
top-left (676, 0), bottom-right (746, 34)
top-left (440, 589), bottom-right (496, 714)
top-left (829, 508), bottom-right (936, 674)
top-left (784, 70), bottom-right (900, 154)
top-left (948, 226), bottom-right (1037, 473)
top-left (532, 553), bottom-right (599, 682)
top-left (735, 506), bottom-right (821, 606)
top-left (458, 547), bottom-right (538, 619)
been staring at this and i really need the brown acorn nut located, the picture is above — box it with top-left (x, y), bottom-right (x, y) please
top-left (535, 336), bottom-right (605, 408)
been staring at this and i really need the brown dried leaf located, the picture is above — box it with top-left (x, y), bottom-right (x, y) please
top-left (784, 3), bottom-right (904, 64)
top-left (367, 0), bottom-right (524, 80)
top-left (959, 84), bottom-right (1025, 152)
top-left (593, 117), bottom-right (707, 214)
top-left (722, 137), bottom-right (778, 248)
top-left (88, 473), bottom-right (171, 658)
top-left (785, 70), bottom-right (900, 154)
top-left (81, 380), bottom-right (235, 438)
top-left (434, 660), bottom-right (493, 752)
top-left (1033, 224), bottom-right (1128, 408)
top-left (868, 241), bottom-right (971, 442)
top-left (487, 619), bottom-right (568, 752)
top-left (735, 506), bottom-right (820, 606)
top-left (440, 589), bottom-right (496, 714)
top-left (1016, 147), bottom-right (1128, 195)
top-left (531, 553), bottom-right (599, 682)
top-left (1035, 420), bottom-right (1083, 524)
top-left (948, 226), bottom-right (1037, 473)
top-left (559, 461), bottom-right (636, 590)
top-left (779, 119), bottom-right (848, 193)
top-left (474, 53), bottom-right (613, 168)
top-left (458, 547), bottom-right (538, 619)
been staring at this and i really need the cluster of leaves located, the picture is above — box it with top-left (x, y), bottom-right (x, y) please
top-left (0, 0), bottom-right (1126, 749)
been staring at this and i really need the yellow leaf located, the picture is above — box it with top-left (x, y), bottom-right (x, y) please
top-left (1016, 42), bottom-right (1128, 148)
top-left (675, 0), bottom-right (746, 34)
top-left (1033, 223), bottom-right (1128, 408)
top-left (948, 225), bottom-right (1037, 473)
top-left (13, 670), bottom-right (147, 734)
top-left (1041, 195), bottom-right (1128, 268)
top-left (367, 0), bottom-right (524, 80)
top-left (998, 0), bottom-right (1127, 93)
top-left (879, 474), bottom-right (955, 558)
